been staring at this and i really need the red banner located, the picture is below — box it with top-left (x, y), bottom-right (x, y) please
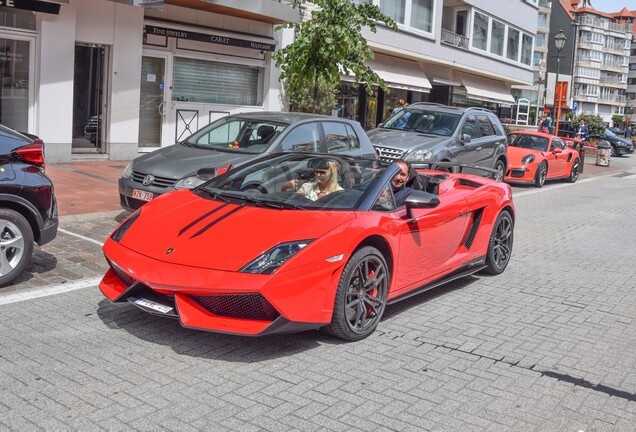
top-left (555, 81), bottom-right (568, 107)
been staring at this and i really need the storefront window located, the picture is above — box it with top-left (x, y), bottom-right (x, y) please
top-left (336, 82), bottom-right (359, 120)
top-left (0, 9), bottom-right (36, 31)
top-left (365, 88), bottom-right (378, 130)
top-left (173, 57), bottom-right (264, 106)
top-left (0, 38), bottom-right (30, 131)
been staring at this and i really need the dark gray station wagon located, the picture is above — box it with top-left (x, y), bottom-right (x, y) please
top-left (119, 112), bottom-right (376, 212)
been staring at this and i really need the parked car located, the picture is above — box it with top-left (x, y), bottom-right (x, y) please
top-left (84, 115), bottom-right (100, 144)
top-left (100, 152), bottom-right (515, 341)
top-left (368, 103), bottom-right (508, 181)
top-left (119, 112), bottom-right (376, 212)
top-left (0, 124), bottom-right (58, 286)
top-left (598, 128), bottom-right (634, 157)
top-left (504, 131), bottom-right (580, 188)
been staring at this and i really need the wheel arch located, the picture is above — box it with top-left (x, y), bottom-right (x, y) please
top-left (0, 196), bottom-right (42, 243)
top-left (353, 234), bottom-right (393, 277)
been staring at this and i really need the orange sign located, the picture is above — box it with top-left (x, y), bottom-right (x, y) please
top-left (555, 81), bottom-right (568, 107)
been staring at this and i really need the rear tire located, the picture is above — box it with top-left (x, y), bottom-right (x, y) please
top-left (483, 210), bottom-right (513, 275)
top-left (323, 246), bottom-right (389, 341)
top-left (0, 209), bottom-right (34, 287)
top-left (494, 159), bottom-right (506, 182)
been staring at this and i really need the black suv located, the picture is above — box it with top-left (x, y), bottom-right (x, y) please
top-left (0, 124), bottom-right (58, 286)
top-left (368, 103), bottom-right (507, 180)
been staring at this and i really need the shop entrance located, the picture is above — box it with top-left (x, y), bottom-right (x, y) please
top-left (72, 44), bottom-right (106, 153)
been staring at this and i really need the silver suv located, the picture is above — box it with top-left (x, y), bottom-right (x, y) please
top-left (368, 103), bottom-right (507, 180)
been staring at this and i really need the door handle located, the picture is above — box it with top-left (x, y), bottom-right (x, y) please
top-left (157, 101), bottom-right (166, 117)
top-left (475, 146), bottom-right (482, 151)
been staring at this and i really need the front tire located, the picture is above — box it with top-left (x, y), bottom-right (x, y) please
top-left (0, 209), bottom-right (34, 287)
top-left (483, 210), bottom-right (513, 275)
top-left (323, 246), bottom-right (389, 341)
top-left (534, 161), bottom-right (547, 188)
top-left (567, 158), bottom-right (580, 183)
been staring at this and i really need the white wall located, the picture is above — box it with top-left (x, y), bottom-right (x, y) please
top-left (37, 0), bottom-right (143, 163)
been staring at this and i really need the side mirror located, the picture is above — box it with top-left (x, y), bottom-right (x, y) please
top-left (196, 167), bottom-right (217, 181)
top-left (405, 190), bottom-right (440, 219)
top-left (460, 133), bottom-right (472, 144)
top-left (378, 122), bottom-right (385, 128)
top-left (552, 147), bottom-right (563, 154)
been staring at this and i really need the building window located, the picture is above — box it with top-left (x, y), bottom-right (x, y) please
top-left (521, 33), bottom-right (533, 66)
top-left (472, 12), bottom-right (488, 51)
top-left (379, 0), bottom-right (433, 34)
top-left (410, 0), bottom-right (433, 33)
top-left (172, 57), bottom-right (264, 106)
top-left (0, 38), bottom-right (30, 131)
top-left (490, 20), bottom-right (505, 56)
top-left (507, 28), bottom-right (520, 61)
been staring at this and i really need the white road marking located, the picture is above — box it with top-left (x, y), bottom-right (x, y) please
top-left (0, 276), bottom-right (103, 306)
top-left (58, 228), bottom-right (105, 246)
top-left (513, 177), bottom-right (597, 198)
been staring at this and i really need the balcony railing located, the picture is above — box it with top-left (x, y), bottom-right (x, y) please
top-left (538, 0), bottom-right (551, 7)
top-left (441, 28), bottom-right (469, 50)
top-left (597, 94), bottom-right (627, 104)
top-left (601, 62), bottom-right (624, 72)
top-left (577, 16), bottom-right (629, 33)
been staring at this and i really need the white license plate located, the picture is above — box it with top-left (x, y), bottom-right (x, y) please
top-left (132, 189), bottom-right (154, 201)
top-left (133, 298), bottom-right (173, 314)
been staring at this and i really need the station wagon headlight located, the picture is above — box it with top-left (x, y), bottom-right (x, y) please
top-left (405, 149), bottom-right (433, 161)
top-left (122, 162), bottom-right (133, 178)
top-left (521, 154), bottom-right (535, 165)
top-left (175, 175), bottom-right (206, 190)
top-left (240, 240), bottom-right (314, 274)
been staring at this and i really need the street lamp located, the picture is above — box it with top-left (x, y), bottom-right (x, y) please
top-left (554, 30), bottom-right (566, 136)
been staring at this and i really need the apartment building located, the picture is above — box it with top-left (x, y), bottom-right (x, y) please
top-left (628, 30), bottom-right (636, 125)
top-left (338, 0), bottom-right (537, 129)
top-left (563, 0), bottom-right (634, 125)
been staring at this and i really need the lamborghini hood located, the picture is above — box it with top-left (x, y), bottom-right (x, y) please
top-left (117, 190), bottom-right (355, 271)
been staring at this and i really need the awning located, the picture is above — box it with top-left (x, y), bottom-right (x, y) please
top-left (456, 72), bottom-right (514, 104)
top-left (365, 54), bottom-right (432, 93)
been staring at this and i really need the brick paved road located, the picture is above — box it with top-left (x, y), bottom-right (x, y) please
top-left (1, 159), bottom-right (635, 431)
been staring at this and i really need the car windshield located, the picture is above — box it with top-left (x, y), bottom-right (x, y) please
top-left (382, 109), bottom-right (461, 137)
top-left (507, 133), bottom-right (549, 151)
top-left (604, 128), bottom-right (619, 139)
top-left (184, 117), bottom-right (288, 154)
top-left (197, 153), bottom-right (386, 211)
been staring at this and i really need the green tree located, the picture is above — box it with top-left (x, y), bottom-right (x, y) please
top-left (281, 75), bottom-right (338, 115)
top-left (274, 0), bottom-right (397, 113)
top-left (611, 114), bottom-right (624, 126)
top-left (575, 113), bottom-right (605, 136)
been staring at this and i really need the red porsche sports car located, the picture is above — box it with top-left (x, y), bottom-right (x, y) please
top-left (504, 131), bottom-right (581, 187)
top-left (100, 153), bottom-right (515, 341)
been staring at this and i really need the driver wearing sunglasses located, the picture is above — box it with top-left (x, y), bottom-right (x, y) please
top-left (282, 160), bottom-right (343, 201)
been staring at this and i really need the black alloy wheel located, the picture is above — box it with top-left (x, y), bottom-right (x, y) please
top-left (494, 160), bottom-right (506, 182)
top-left (534, 161), bottom-right (547, 188)
top-left (567, 159), bottom-right (580, 183)
top-left (324, 246), bottom-right (389, 341)
top-left (483, 210), bottom-right (513, 275)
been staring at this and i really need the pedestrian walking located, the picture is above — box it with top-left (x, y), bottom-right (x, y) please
top-left (625, 126), bottom-right (633, 141)
top-left (392, 99), bottom-right (405, 116)
top-left (541, 116), bottom-right (551, 133)
top-left (537, 116), bottom-right (544, 132)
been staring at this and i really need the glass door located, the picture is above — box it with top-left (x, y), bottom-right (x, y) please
top-left (138, 51), bottom-right (171, 149)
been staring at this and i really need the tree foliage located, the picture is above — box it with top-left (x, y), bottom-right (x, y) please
top-left (281, 74), bottom-right (338, 114)
top-left (574, 113), bottom-right (605, 136)
top-left (274, 0), bottom-right (397, 112)
top-left (611, 114), bottom-right (624, 125)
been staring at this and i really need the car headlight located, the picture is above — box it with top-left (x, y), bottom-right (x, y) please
top-left (521, 154), bottom-right (535, 164)
top-left (121, 162), bottom-right (133, 178)
top-left (240, 240), bottom-right (313, 274)
top-left (174, 175), bottom-right (207, 190)
top-left (404, 149), bottom-right (433, 161)
top-left (111, 209), bottom-right (141, 243)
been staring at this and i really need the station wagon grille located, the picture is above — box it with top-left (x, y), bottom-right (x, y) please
top-left (131, 171), bottom-right (176, 188)
top-left (191, 293), bottom-right (280, 321)
top-left (374, 146), bottom-right (405, 163)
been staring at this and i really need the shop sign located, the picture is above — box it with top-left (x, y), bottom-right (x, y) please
top-left (145, 25), bottom-right (275, 52)
top-left (0, 0), bottom-right (61, 14)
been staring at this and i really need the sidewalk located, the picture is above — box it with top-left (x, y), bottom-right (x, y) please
top-left (46, 161), bottom-right (130, 216)
top-left (45, 156), bottom-right (627, 216)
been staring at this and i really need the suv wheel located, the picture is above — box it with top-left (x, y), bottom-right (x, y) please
top-left (494, 160), bottom-right (506, 182)
top-left (0, 209), bottom-right (34, 287)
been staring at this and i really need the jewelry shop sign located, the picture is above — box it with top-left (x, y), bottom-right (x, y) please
top-left (145, 25), bottom-right (275, 52)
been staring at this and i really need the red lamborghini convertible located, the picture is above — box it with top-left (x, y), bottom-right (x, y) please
top-left (504, 131), bottom-right (581, 188)
top-left (100, 153), bottom-right (515, 341)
